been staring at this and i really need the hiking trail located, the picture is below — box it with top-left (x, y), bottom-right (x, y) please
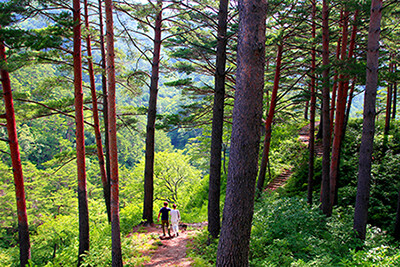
top-left (133, 223), bottom-right (205, 267)
top-left (265, 122), bottom-right (321, 191)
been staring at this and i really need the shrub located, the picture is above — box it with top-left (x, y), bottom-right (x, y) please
top-left (187, 229), bottom-right (217, 266)
top-left (120, 203), bottom-right (143, 235)
top-left (250, 195), bottom-right (362, 266)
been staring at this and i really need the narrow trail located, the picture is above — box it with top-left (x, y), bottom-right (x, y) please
top-left (135, 223), bottom-right (205, 267)
top-left (265, 122), bottom-right (322, 192)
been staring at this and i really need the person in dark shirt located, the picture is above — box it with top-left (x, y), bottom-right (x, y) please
top-left (157, 201), bottom-right (171, 237)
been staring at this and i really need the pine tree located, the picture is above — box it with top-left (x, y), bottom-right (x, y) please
top-left (216, 0), bottom-right (267, 265)
top-left (354, 0), bottom-right (383, 242)
top-left (0, 30), bottom-right (31, 267)
top-left (72, 0), bottom-right (90, 264)
top-left (208, 0), bottom-right (229, 240)
top-left (104, 0), bottom-right (123, 264)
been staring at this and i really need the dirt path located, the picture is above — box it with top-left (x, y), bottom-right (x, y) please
top-left (265, 122), bottom-right (321, 192)
top-left (133, 223), bottom-right (205, 267)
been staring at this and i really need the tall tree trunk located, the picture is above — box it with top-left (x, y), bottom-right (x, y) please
top-left (330, 9), bottom-right (354, 208)
top-left (73, 1), bottom-right (90, 264)
top-left (320, 0), bottom-right (331, 216)
top-left (392, 81), bottom-right (397, 120)
top-left (353, 0), bottom-right (383, 241)
top-left (343, 8), bottom-right (359, 134)
top-left (98, 0), bottom-right (112, 224)
top-left (257, 43), bottom-right (283, 192)
top-left (392, 64), bottom-right (397, 120)
top-left (208, 0), bottom-right (229, 239)
top-left (104, 0), bottom-right (123, 264)
top-left (143, 0), bottom-right (163, 225)
top-left (329, 11), bottom-right (343, 136)
top-left (384, 59), bottom-right (393, 142)
top-left (84, 0), bottom-right (111, 223)
top-left (0, 35), bottom-right (31, 267)
top-left (216, 0), bottom-right (267, 265)
top-left (383, 83), bottom-right (392, 153)
top-left (307, 0), bottom-right (317, 205)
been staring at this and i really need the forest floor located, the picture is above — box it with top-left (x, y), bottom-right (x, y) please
top-left (132, 223), bottom-right (206, 267)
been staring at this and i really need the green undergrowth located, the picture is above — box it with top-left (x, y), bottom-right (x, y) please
top-left (188, 194), bottom-right (400, 266)
top-left (0, 201), bottom-right (157, 267)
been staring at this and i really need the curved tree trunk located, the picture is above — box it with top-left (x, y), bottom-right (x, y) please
top-left (73, 1), bottom-right (90, 264)
top-left (143, 0), bottom-right (163, 225)
top-left (208, 0), bottom-right (229, 239)
top-left (104, 0), bottom-right (123, 265)
top-left (354, 0), bottom-right (383, 241)
top-left (0, 35), bottom-right (31, 267)
top-left (257, 43), bottom-right (283, 193)
top-left (84, 0), bottom-right (111, 224)
top-left (216, 0), bottom-right (267, 265)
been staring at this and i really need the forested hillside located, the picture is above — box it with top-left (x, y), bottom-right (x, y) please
top-left (1, 0), bottom-right (400, 266)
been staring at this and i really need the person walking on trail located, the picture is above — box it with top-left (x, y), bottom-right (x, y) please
top-left (170, 204), bottom-right (181, 237)
top-left (157, 201), bottom-right (171, 237)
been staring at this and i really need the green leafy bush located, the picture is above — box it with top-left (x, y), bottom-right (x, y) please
top-left (187, 229), bottom-right (217, 267)
top-left (340, 245), bottom-right (400, 266)
top-left (120, 203), bottom-right (143, 235)
top-left (248, 194), bottom-right (400, 266)
top-left (250, 195), bottom-right (359, 266)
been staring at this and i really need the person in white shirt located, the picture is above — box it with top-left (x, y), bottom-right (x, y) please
top-left (170, 204), bottom-right (181, 237)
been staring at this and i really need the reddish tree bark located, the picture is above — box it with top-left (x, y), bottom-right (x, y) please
top-left (329, 33), bottom-right (342, 136)
top-left (73, 0), bottom-right (90, 264)
top-left (0, 35), bottom-right (31, 267)
top-left (98, 0), bottom-right (112, 212)
top-left (343, 10), bottom-right (359, 138)
top-left (329, 10), bottom-right (344, 136)
top-left (84, 0), bottom-right (111, 223)
top-left (320, 0), bottom-right (331, 216)
top-left (330, 10), bottom-right (359, 208)
top-left (257, 43), bottom-right (283, 192)
top-left (208, 0), bottom-right (229, 239)
top-left (354, 0), bottom-right (383, 241)
top-left (143, 0), bottom-right (163, 225)
top-left (216, 0), bottom-right (267, 265)
top-left (393, 82), bottom-right (398, 119)
top-left (329, 10), bottom-right (350, 209)
top-left (307, 0), bottom-right (317, 205)
top-left (104, 0), bottom-right (123, 264)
